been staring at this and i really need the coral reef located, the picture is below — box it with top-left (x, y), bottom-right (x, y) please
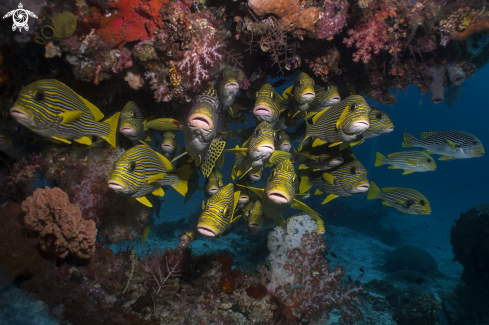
top-left (22, 187), bottom-right (97, 259)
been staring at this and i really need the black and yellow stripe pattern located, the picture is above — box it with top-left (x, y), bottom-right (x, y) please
top-left (247, 199), bottom-right (264, 234)
top-left (367, 181), bottom-right (431, 215)
top-left (12, 79), bottom-right (119, 147)
top-left (247, 121), bottom-right (276, 155)
top-left (295, 139), bottom-right (343, 170)
top-left (290, 72), bottom-right (315, 106)
top-left (198, 183), bottom-right (235, 235)
top-left (265, 159), bottom-right (297, 198)
top-left (310, 84), bottom-right (340, 112)
top-left (363, 107), bottom-right (394, 140)
top-left (119, 101), bottom-right (148, 141)
top-left (253, 83), bottom-right (284, 127)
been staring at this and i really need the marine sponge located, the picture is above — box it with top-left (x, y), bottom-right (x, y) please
top-left (22, 187), bottom-right (97, 259)
top-left (49, 12), bottom-right (77, 40)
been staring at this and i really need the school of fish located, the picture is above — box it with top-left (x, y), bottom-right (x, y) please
top-left (6, 70), bottom-right (486, 241)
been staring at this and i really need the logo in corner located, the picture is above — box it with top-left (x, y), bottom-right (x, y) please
top-left (2, 3), bottom-right (38, 32)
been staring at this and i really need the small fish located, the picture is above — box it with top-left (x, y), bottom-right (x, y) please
top-left (304, 95), bottom-right (371, 148)
top-left (402, 131), bottom-right (484, 160)
top-left (300, 157), bottom-right (369, 204)
top-left (367, 181), bottom-right (431, 215)
top-left (197, 183), bottom-right (241, 237)
top-left (330, 252), bottom-right (337, 258)
top-left (142, 225), bottom-right (151, 247)
top-left (160, 131), bottom-right (178, 161)
top-left (247, 199), bottom-right (264, 234)
top-left (275, 131), bottom-right (292, 152)
top-left (247, 166), bottom-right (264, 184)
top-left (375, 151), bottom-right (436, 175)
top-left (244, 159), bottom-right (316, 221)
top-left (309, 84), bottom-right (341, 112)
top-left (217, 67), bottom-right (240, 108)
top-left (118, 101), bottom-right (151, 142)
top-left (146, 88), bottom-right (227, 178)
top-left (10, 79), bottom-right (119, 147)
top-left (236, 186), bottom-right (250, 210)
top-left (310, 267), bottom-right (320, 276)
top-left (204, 167), bottom-right (224, 198)
top-left (293, 139), bottom-right (344, 171)
top-left (226, 121), bottom-right (290, 180)
top-left (108, 143), bottom-right (190, 207)
top-left (253, 83), bottom-right (285, 129)
top-left (283, 72), bottom-right (315, 111)
top-left (179, 230), bottom-right (197, 248)
top-left (358, 267), bottom-right (365, 279)
top-left (361, 107), bottom-right (394, 140)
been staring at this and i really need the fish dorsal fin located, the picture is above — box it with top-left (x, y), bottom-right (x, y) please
top-left (152, 187), bottom-right (165, 197)
top-left (74, 136), bottom-right (92, 146)
top-left (290, 199), bottom-right (316, 214)
top-left (387, 153), bottom-right (396, 158)
top-left (322, 172), bottom-right (335, 184)
top-left (314, 189), bottom-right (323, 195)
top-left (312, 106), bottom-right (330, 124)
top-left (202, 141), bottom-right (226, 178)
top-left (420, 131), bottom-right (439, 140)
top-left (225, 145), bottom-right (247, 153)
top-left (445, 138), bottom-right (457, 150)
top-left (58, 111), bottom-right (82, 125)
top-left (217, 152), bottom-right (225, 169)
top-left (312, 138), bottom-right (327, 147)
top-left (136, 196), bottom-right (153, 207)
top-left (147, 144), bottom-right (175, 171)
top-left (146, 118), bottom-right (184, 131)
top-left (268, 150), bottom-right (292, 165)
top-left (335, 105), bottom-right (351, 130)
top-left (322, 193), bottom-right (338, 204)
top-left (79, 95), bottom-right (104, 121)
top-left (406, 158), bottom-right (417, 166)
top-left (299, 164), bottom-right (308, 170)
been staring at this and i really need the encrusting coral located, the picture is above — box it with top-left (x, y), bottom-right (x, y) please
top-left (22, 187), bottom-right (97, 259)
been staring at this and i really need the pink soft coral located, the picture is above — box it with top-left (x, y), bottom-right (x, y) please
top-left (343, 19), bottom-right (387, 64)
top-left (273, 232), bottom-right (363, 323)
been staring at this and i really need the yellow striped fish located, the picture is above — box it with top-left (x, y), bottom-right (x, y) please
top-left (236, 186), bottom-right (251, 210)
top-left (310, 84), bottom-right (341, 112)
top-left (10, 79), bottom-right (119, 147)
top-left (402, 131), bottom-right (485, 160)
top-left (217, 67), bottom-right (239, 108)
top-left (119, 101), bottom-right (151, 142)
top-left (244, 159), bottom-right (316, 221)
top-left (367, 181), bottom-right (431, 215)
top-left (253, 83), bottom-right (285, 129)
top-left (283, 72), bottom-right (315, 111)
top-left (293, 139), bottom-right (344, 171)
top-left (362, 107), bottom-right (394, 140)
top-left (375, 151), bottom-right (436, 175)
top-left (275, 130), bottom-right (292, 152)
top-left (286, 212), bottom-right (325, 234)
top-left (305, 95), bottom-right (371, 147)
top-left (107, 143), bottom-right (189, 207)
top-left (300, 158), bottom-right (369, 204)
top-left (160, 131), bottom-right (178, 161)
top-left (204, 167), bottom-right (224, 198)
top-left (197, 183), bottom-right (241, 237)
top-left (247, 199), bottom-right (264, 235)
top-left (226, 121), bottom-right (290, 180)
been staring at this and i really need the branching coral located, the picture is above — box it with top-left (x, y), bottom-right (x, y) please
top-left (22, 187), bottom-right (97, 259)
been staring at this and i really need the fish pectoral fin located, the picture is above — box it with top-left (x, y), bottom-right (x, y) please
top-left (268, 150), bottom-right (292, 165)
top-left (405, 158), bottom-right (417, 166)
top-left (322, 172), bottom-right (335, 185)
top-left (395, 199), bottom-right (405, 205)
top-left (136, 196), bottom-right (153, 207)
top-left (314, 189), bottom-right (323, 195)
top-left (439, 155), bottom-right (455, 161)
top-left (230, 214), bottom-right (242, 224)
top-left (388, 166), bottom-right (398, 169)
top-left (241, 186), bottom-right (264, 199)
top-left (146, 118), bottom-right (184, 131)
top-left (350, 139), bottom-right (365, 147)
top-left (335, 105), bottom-right (351, 130)
top-left (171, 163), bottom-right (191, 196)
top-left (299, 164), bottom-right (308, 170)
top-left (74, 136), bottom-right (92, 146)
top-left (152, 187), bottom-right (165, 197)
top-left (322, 194), bottom-right (338, 205)
top-left (305, 111), bottom-right (317, 119)
top-left (79, 95), bottom-right (104, 121)
top-left (144, 135), bottom-right (152, 141)
top-left (225, 146), bottom-right (247, 153)
top-left (58, 111), bottom-right (82, 125)
top-left (382, 201), bottom-right (391, 207)
top-left (402, 170), bottom-right (415, 175)
top-left (312, 138), bottom-right (327, 147)
top-left (51, 136), bottom-right (71, 144)
top-left (445, 138), bottom-right (457, 150)
top-left (291, 199), bottom-right (317, 213)
top-left (328, 141), bottom-right (343, 147)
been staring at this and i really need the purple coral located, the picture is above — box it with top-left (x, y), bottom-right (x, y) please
top-left (315, 0), bottom-right (347, 39)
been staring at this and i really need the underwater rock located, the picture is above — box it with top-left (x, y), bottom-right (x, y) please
top-left (22, 187), bottom-right (97, 259)
top-left (383, 245), bottom-right (438, 274)
top-left (393, 293), bottom-right (441, 325)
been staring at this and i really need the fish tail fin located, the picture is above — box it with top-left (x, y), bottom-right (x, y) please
top-left (374, 152), bottom-right (386, 167)
top-left (101, 112), bottom-right (120, 148)
top-left (367, 181), bottom-right (381, 200)
top-left (299, 171), bottom-right (312, 194)
top-left (171, 163), bottom-right (191, 196)
top-left (402, 133), bottom-right (417, 147)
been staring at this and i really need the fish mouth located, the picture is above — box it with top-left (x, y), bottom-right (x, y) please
top-left (432, 97), bottom-right (443, 104)
top-left (239, 196), bottom-right (249, 204)
top-left (207, 187), bottom-right (219, 196)
top-left (257, 144), bottom-right (275, 154)
top-left (280, 143), bottom-right (291, 152)
top-left (350, 121), bottom-right (370, 133)
top-left (303, 92), bottom-right (315, 99)
top-left (248, 223), bottom-right (261, 232)
top-left (330, 158), bottom-right (344, 166)
top-left (119, 127), bottom-right (134, 134)
top-left (225, 82), bottom-right (239, 89)
top-left (189, 114), bottom-right (213, 130)
top-left (161, 143), bottom-right (174, 151)
top-left (250, 173), bottom-right (261, 181)
top-left (253, 105), bottom-right (272, 117)
top-left (268, 191), bottom-right (290, 204)
top-left (356, 184), bottom-right (370, 192)
top-left (108, 180), bottom-right (125, 191)
top-left (329, 96), bottom-right (341, 103)
top-left (10, 106), bottom-right (31, 120)
top-left (197, 226), bottom-right (217, 237)
top-left (385, 126), bottom-right (394, 133)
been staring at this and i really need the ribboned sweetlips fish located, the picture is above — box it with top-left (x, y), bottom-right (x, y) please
top-left (107, 143), bottom-right (190, 207)
top-left (118, 101), bottom-right (152, 142)
top-left (217, 67), bottom-right (240, 109)
top-left (375, 150), bottom-right (436, 175)
top-left (252, 83), bottom-right (285, 129)
top-left (204, 167), bottom-right (224, 198)
top-left (367, 181), bottom-right (431, 215)
top-left (10, 79), bottom-right (119, 147)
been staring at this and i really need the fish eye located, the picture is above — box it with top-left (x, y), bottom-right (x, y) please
top-left (271, 92), bottom-right (276, 100)
top-left (254, 129), bottom-right (260, 136)
top-left (132, 111), bottom-right (137, 119)
top-left (128, 162), bottom-right (136, 172)
top-left (419, 200), bottom-right (426, 206)
top-left (34, 90), bottom-right (45, 102)
top-left (427, 158), bottom-right (432, 163)
top-left (349, 104), bottom-right (356, 112)
top-left (350, 167), bottom-right (357, 175)
top-left (375, 113), bottom-right (382, 119)
top-left (472, 141), bottom-right (479, 145)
